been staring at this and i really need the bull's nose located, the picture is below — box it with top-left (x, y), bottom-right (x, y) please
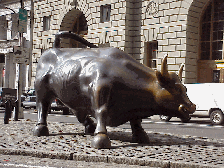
top-left (189, 103), bottom-right (196, 114)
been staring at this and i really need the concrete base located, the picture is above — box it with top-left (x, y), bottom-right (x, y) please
top-left (18, 107), bottom-right (24, 119)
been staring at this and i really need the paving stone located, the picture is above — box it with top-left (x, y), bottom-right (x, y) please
top-left (0, 119), bottom-right (223, 167)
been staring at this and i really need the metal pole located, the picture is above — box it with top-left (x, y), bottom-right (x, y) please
top-left (17, 0), bottom-right (24, 119)
top-left (4, 100), bottom-right (12, 124)
top-left (28, 0), bottom-right (34, 88)
top-left (14, 100), bottom-right (19, 121)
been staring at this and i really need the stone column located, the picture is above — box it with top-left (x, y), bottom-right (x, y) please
top-left (5, 53), bottom-right (16, 88)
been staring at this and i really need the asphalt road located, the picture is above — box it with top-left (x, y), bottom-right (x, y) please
top-left (1, 108), bottom-right (224, 140)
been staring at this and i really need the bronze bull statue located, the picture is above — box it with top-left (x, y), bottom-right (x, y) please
top-left (33, 31), bottom-right (196, 149)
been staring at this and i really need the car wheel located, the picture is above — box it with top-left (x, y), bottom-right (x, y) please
top-left (160, 115), bottom-right (172, 122)
top-left (210, 110), bottom-right (224, 125)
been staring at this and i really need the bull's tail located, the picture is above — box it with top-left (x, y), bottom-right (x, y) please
top-left (53, 31), bottom-right (98, 48)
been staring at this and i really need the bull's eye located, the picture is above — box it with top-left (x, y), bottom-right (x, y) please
top-left (184, 86), bottom-right (187, 93)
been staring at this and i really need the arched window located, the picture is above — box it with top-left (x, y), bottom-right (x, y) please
top-left (200, 0), bottom-right (224, 60)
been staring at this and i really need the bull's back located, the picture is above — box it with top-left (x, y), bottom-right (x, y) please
top-left (35, 47), bottom-right (156, 111)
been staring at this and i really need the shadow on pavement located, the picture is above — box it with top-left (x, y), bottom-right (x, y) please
top-left (48, 130), bottom-right (224, 149)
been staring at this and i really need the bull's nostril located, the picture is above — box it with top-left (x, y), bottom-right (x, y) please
top-left (192, 104), bottom-right (196, 110)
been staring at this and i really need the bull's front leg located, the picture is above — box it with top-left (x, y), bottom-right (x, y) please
top-left (130, 119), bottom-right (150, 144)
top-left (33, 99), bottom-right (50, 136)
top-left (91, 104), bottom-right (111, 148)
top-left (91, 86), bottom-right (111, 149)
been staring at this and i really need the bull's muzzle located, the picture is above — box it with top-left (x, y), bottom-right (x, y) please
top-left (178, 103), bottom-right (196, 115)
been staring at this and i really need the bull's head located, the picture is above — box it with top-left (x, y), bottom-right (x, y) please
top-left (155, 55), bottom-right (196, 119)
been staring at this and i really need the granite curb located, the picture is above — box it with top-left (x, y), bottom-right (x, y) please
top-left (0, 148), bottom-right (214, 168)
top-left (0, 118), bottom-right (223, 168)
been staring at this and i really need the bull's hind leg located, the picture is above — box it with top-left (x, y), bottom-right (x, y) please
top-left (74, 110), bottom-right (96, 134)
top-left (33, 98), bottom-right (51, 136)
top-left (130, 119), bottom-right (150, 144)
top-left (83, 116), bottom-right (96, 134)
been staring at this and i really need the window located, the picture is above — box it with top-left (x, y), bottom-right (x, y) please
top-left (0, 16), bottom-right (7, 40)
top-left (100, 5), bottom-right (111, 23)
top-left (200, 0), bottom-right (224, 60)
top-left (144, 41), bottom-right (158, 69)
top-left (43, 16), bottom-right (50, 31)
top-left (213, 70), bottom-right (220, 82)
top-left (0, 54), bottom-right (5, 63)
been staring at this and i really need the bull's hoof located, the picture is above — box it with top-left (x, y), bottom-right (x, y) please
top-left (85, 123), bottom-right (96, 134)
top-left (91, 133), bottom-right (111, 149)
top-left (33, 125), bottom-right (49, 136)
top-left (132, 131), bottom-right (150, 144)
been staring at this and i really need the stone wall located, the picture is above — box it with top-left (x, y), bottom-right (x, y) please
top-left (32, 0), bottom-right (211, 88)
top-left (141, 0), bottom-right (193, 84)
top-left (141, 0), bottom-right (210, 84)
top-left (32, 0), bottom-right (127, 88)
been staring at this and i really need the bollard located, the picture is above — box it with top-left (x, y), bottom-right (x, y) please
top-left (14, 100), bottom-right (19, 121)
top-left (4, 100), bottom-right (11, 124)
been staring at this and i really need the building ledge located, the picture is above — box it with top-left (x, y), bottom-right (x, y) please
top-left (0, 39), bottom-right (19, 43)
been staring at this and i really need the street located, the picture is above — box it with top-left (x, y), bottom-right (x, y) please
top-left (1, 108), bottom-right (223, 140)
top-left (0, 108), bottom-right (224, 168)
top-left (0, 108), bottom-right (223, 167)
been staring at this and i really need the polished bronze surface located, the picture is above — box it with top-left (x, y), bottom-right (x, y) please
top-left (34, 32), bottom-right (196, 149)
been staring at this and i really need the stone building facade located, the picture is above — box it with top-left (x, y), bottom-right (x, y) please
top-left (32, 0), bottom-right (224, 88)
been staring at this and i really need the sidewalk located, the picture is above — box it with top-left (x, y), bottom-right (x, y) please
top-left (0, 118), bottom-right (223, 168)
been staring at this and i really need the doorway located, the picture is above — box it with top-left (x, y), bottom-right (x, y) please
top-left (60, 8), bottom-right (88, 48)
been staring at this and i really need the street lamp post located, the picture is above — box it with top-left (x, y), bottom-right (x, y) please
top-left (17, 0), bottom-right (25, 119)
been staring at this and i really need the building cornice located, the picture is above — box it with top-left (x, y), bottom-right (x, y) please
top-left (0, 0), bottom-right (30, 6)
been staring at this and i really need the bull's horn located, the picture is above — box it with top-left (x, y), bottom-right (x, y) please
top-left (178, 63), bottom-right (184, 80)
top-left (161, 54), bottom-right (169, 78)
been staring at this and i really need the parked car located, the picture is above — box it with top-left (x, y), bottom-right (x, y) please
top-left (50, 99), bottom-right (70, 115)
top-left (22, 96), bottom-right (36, 109)
top-left (22, 96), bottom-right (70, 115)
top-left (160, 83), bottom-right (224, 125)
top-left (21, 95), bottom-right (26, 102)
top-left (24, 89), bottom-right (35, 96)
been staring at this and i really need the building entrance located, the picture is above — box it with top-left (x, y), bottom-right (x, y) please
top-left (59, 8), bottom-right (88, 48)
top-left (198, 0), bottom-right (224, 83)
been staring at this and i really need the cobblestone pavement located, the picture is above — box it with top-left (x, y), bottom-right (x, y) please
top-left (0, 118), bottom-right (224, 167)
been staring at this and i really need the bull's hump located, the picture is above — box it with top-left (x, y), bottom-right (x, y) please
top-left (121, 60), bottom-right (156, 81)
